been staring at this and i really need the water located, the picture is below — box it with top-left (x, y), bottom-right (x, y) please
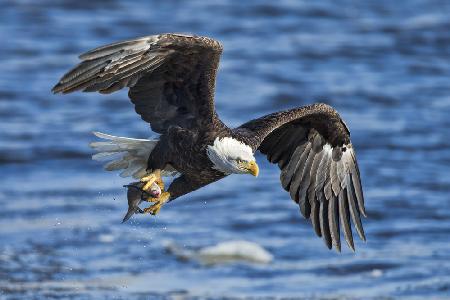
top-left (1, 0), bottom-right (450, 299)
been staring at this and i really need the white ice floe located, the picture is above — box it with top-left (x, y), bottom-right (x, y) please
top-left (98, 234), bottom-right (115, 243)
top-left (164, 240), bottom-right (273, 265)
top-left (370, 269), bottom-right (383, 278)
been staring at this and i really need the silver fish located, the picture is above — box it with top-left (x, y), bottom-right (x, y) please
top-left (122, 181), bottom-right (161, 223)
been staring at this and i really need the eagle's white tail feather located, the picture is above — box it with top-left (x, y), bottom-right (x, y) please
top-left (90, 131), bottom-right (178, 179)
top-left (91, 151), bottom-right (123, 161)
top-left (104, 159), bottom-right (130, 171)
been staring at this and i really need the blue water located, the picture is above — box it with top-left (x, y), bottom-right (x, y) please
top-left (1, 0), bottom-right (450, 299)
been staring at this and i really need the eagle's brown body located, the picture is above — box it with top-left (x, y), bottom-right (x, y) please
top-left (53, 33), bottom-right (366, 252)
top-left (148, 125), bottom-right (229, 199)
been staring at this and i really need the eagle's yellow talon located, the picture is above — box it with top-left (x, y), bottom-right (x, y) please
top-left (141, 174), bottom-right (156, 183)
top-left (142, 196), bottom-right (159, 203)
top-left (141, 174), bottom-right (156, 190)
top-left (142, 181), bottom-right (155, 192)
top-left (141, 169), bottom-right (163, 192)
top-left (142, 192), bottom-right (170, 215)
top-left (143, 203), bottom-right (162, 215)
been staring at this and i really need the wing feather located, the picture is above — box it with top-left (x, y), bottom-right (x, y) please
top-left (278, 128), bottom-right (308, 169)
top-left (328, 194), bottom-right (341, 251)
top-left (79, 37), bottom-right (151, 60)
top-left (350, 151), bottom-right (366, 217)
top-left (281, 144), bottom-right (306, 190)
top-left (53, 34), bottom-right (225, 134)
top-left (320, 199), bottom-right (332, 249)
top-left (310, 196), bottom-right (321, 237)
top-left (289, 143), bottom-right (312, 202)
top-left (237, 103), bottom-right (366, 251)
top-left (307, 148), bottom-right (325, 211)
top-left (266, 126), bottom-right (294, 163)
top-left (347, 174), bottom-right (366, 241)
top-left (339, 189), bottom-right (355, 251)
top-left (299, 131), bottom-right (324, 213)
top-left (316, 146), bottom-right (332, 201)
top-left (331, 159), bottom-right (341, 197)
top-left (297, 144), bottom-right (316, 216)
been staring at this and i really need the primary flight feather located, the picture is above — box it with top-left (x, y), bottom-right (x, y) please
top-left (52, 33), bottom-right (366, 252)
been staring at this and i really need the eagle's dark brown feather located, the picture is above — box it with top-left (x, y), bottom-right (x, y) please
top-left (52, 33), bottom-right (225, 134)
top-left (236, 103), bottom-right (366, 251)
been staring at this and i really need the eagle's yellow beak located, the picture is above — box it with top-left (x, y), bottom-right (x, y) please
top-left (246, 161), bottom-right (259, 177)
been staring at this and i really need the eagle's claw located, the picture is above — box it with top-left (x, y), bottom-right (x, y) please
top-left (141, 169), bottom-right (164, 192)
top-left (143, 202), bottom-right (163, 215)
top-left (141, 192), bottom-right (170, 216)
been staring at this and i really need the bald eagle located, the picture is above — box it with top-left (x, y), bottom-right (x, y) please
top-left (52, 34), bottom-right (366, 251)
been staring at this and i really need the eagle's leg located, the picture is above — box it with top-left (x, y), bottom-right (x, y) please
top-left (142, 191), bottom-right (170, 215)
top-left (139, 175), bottom-right (207, 216)
top-left (142, 135), bottom-right (171, 193)
top-left (141, 169), bottom-right (164, 192)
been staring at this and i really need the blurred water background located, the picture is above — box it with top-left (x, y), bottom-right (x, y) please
top-left (1, 0), bottom-right (450, 299)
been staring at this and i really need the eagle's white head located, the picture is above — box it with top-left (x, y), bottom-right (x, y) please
top-left (206, 137), bottom-right (259, 176)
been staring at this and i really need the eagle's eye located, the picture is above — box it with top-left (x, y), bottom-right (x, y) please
top-left (236, 159), bottom-right (245, 164)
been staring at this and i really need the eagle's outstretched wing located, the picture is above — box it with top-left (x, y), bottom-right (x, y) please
top-left (236, 103), bottom-right (366, 252)
top-left (52, 33), bottom-right (224, 134)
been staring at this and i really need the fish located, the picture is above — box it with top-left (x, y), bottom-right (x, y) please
top-left (122, 181), bottom-right (161, 223)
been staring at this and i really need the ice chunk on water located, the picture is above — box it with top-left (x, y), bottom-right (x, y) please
top-left (198, 240), bottom-right (273, 264)
top-left (164, 240), bottom-right (273, 265)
